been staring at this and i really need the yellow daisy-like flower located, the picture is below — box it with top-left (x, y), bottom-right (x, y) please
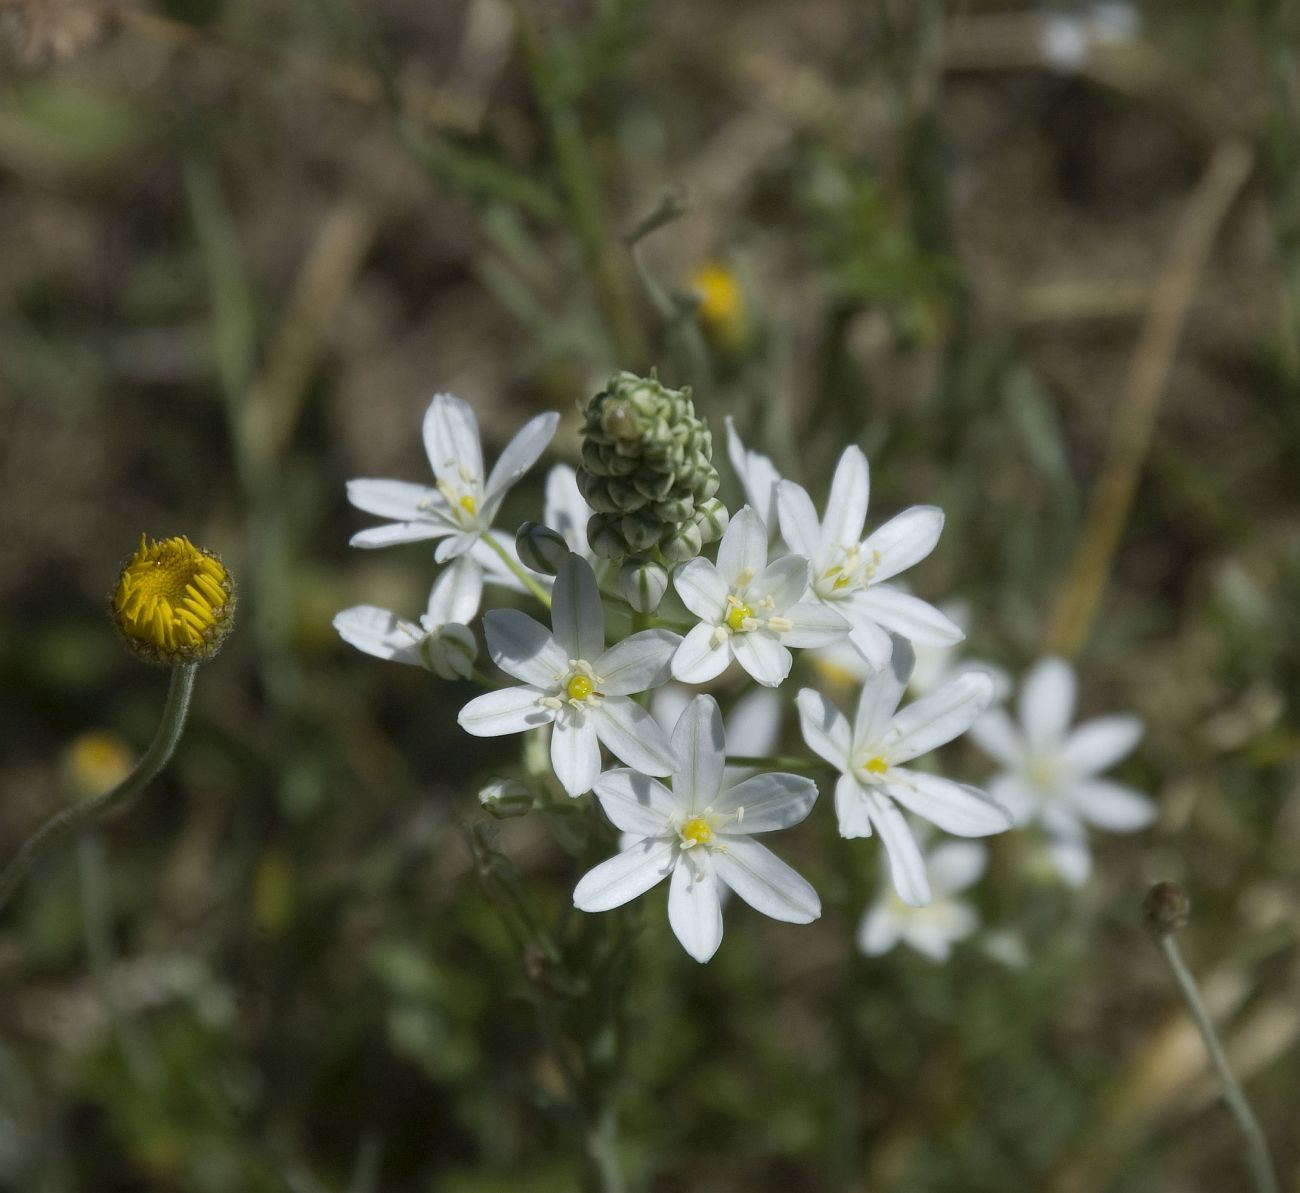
top-left (111, 534), bottom-right (236, 664)
top-left (62, 730), bottom-right (134, 801)
top-left (689, 262), bottom-right (746, 348)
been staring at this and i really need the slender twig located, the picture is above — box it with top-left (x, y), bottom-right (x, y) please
top-left (483, 534), bottom-right (553, 609)
top-left (1045, 140), bottom-right (1253, 657)
top-left (1155, 933), bottom-right (1279, 1193)
top-left (0, 664), bottom-right (199, 915)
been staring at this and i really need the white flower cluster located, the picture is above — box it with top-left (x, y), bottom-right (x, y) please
top-left (337, 392), bottom-right (1154, 963)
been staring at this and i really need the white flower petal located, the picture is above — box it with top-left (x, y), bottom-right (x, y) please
top-left (594, 629), bottom-right (679, 695)
top-left (724, 688), bottom-right (783, 761)
top-left (713, 772), bottom-right (818, 834)
top-left (861, 505), bottom-right (944, 583)
top-left (834, 773), bottom-right (873, 838)
top-left (434, 532), bottom-right (480, 563)
top-left (731, 631), bottom-right (792, 687)
top-left (717, 507), bottom-right (769, 587)
top-left (458, 686), bottom-right (553, 736)
top-left (592, 770), bottom-right (677, 836)
top-left (483, 410), bottom-right (559, 508)
top-left (333, 606), bottom-right (424, 666)
top-left (856, 586), bottom-right (965, 646)
top-left (885, 770), bottom-right (1011, 837)
top-left (927, 841), bottom-right (987, 896)
top-left (867, 794), bottom-right (931, 907)
top-left (905, 911), bottom-right (973, 961)
top-left (670, 695), bottom-right (727, 807)
top-left (672, 557), bottom-right (729, 622)
top-left (1066, 778), bottom-right (1156, 831)
top-left (712, 835), bottom-right (820, 924)
top-left (887, 671), bottom-right (994, 763)
top-left (775, 480), bottom-right (822, 561)
top-left (781, 600), bottom-right (851, 648)
top-left (544, 464), bottom-right (592, 556)
top-left (857, 906), bottom-right (899, 956)
top-left (346, 479), bottom-right (445, 521)
top-left (424, 623), bottom-right (477, 680)
top-left (1060, 716), bottom-right (1143, 776)
top-left (483, 609), bottom-right (567, 686)
top-left (671, 623), bottom-right (732, 684)
top-left (423, 393), bottom-right (483, 488)
top-left (594, 697), bottom-right (678, 776)
top-left (853, 663), bottom-right (907, 752)
top-left (796, 688), bottom-right (853, 769)
top-left (1019, 656), bottom-right (1076, 752)
top-left (1046, 831), bottom-right (1092, 887)
top-left (573, 839), bottom-right (676, 911)
top-left (749, 554), bottom-right (810, 612)
top-left (551, 715), bottom-right (602, 797)
top-left (968, 708), bottom-right (1025, 768)
top-left (846, 615), bottom-right (895, 669)
top-left (668, 856), bottom-right (724, 962)
top-left (726, 417), bottom-right (782, 531)
top-left (551, 553), bottom-right (604, 661)
top-left (986, 774), bottom-right (1041, 825)
top-left (426, 555), bottom-right (484, 626)
top-left (350, 522), bottom-right (451, 549)
top-left (821, 446), bottom-right (870, 557)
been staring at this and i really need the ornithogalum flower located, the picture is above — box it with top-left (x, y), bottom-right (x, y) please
top-left (347, 392), bottom-right (558, 562)
top-left (458, 554), bottom-right (680, 797)
top-left (671, 507), bottom-right (849, 688)
top-left (776, 445), bottom-right (962, 668)
top-left (724, 417), bottom-right (782, 534)
top-left (969, 656), bottom-right (1154, 886)
top-left (333, 556), bottom-right (481, 680)
top-left (574, 694), bottom-right (821, 963)
top-left (797, 648), bottom-right (1009, 906)
top-left (858, 840), bottom-right (986, 961)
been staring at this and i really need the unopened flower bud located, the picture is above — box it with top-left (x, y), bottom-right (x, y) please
top-left (618, 558), bottom-right (669, 613)
top-left (576, 371), bottom-right (721, 563)
top-left (112, 534), bottom-right (236, 665)
top-left (478, 778), bottom-right (533, 819)
top-left (515, 522), bottom-right (569, 575)
top-left (1143, 881), bottom-right (1190, 938)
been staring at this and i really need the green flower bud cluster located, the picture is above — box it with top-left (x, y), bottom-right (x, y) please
top-left (577, 371), bottom-right (727, 564)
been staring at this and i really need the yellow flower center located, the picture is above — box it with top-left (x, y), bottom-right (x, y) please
top-left (566, 674), bottom-right (594, 701)
top-left (680, 816), bottom-right (713, 846)
top-left (459, 494), bottom-right (477, 516)
top-left (690, 263), bottom-right (745, 345)
top-left (726, 601), bottom-right (753, 632)
top-left (112, 534), bottom-right (233, 662)
top-left (863, 756), bottom-right (889, 775)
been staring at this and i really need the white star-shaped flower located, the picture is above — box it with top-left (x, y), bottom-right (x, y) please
top-left (574, 694), bottom-right (821, 963)
top-left (858, 840), bottom-right (986, 961)
top-left (776, 445), bottom-right (962, 669)
top-left (347, 392), bottom-right (558, 562)
top-left (458, 554), bottom-right (680, 797)
top-left (797, 647), bottom-right (1009, 906)
top-left (969, 656), bottom-right (1155, 887)
top-left (333, 548), bottom-right (482, 680)
top-left (671, 507), bottom-right (849, 688)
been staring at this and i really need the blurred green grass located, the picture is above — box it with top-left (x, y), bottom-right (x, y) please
top-left (1, 1), bottom-right (1298, 1190)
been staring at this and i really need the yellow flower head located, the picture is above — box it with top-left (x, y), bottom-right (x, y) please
top-left (689, 263), bottom-right (746, 348)
top-left (62, 730), bottom-right (134, 801)
top-left (112, 534), bottom-right (236, 665)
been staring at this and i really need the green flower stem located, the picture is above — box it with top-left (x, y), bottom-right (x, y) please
top-left (725, 754), bottom-right (825, 773)
top-left (484, 534), bottom-right (552, 609)
top-left (0, 662), bottom-right (199, 916)
top-left (1156, 933), bottom-right (1279, 1193)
